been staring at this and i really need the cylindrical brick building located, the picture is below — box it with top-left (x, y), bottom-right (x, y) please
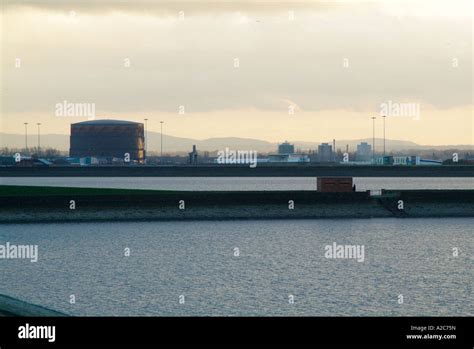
top-left (70, 120), bottom-right (145, 163)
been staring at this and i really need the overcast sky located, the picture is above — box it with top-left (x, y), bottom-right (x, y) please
top-left (1, 0), bottom-right (472, 145)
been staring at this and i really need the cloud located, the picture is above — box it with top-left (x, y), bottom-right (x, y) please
top-left (1, 0), bottom-right (472, 117)
top-left (2, 0), bottom-right (340, 16)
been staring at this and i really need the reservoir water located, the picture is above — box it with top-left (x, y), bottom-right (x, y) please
top-left (1, 218), bottom-right (472, 316)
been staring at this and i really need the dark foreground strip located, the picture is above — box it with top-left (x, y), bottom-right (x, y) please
top-left (0, 295), bottom-right (67, 318)
top-left (1, 165), bottom-right (473, 177)
top-left (0, 317), bottom-right (472, 348)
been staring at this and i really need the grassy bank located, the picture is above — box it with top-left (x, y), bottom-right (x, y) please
top-left (0, 185), bottom-right (370, 208)
top-left (0, 185), bottom-right (179, 197)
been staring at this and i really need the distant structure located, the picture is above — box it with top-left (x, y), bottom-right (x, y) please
top-left (264, 154), bottom-right (310, 163)
top-left (188, 145), bottom-right (198, 164)
top-left (374, 155), bottom-right (442, 166)
top-left (317, 143), bottom-right (333, 162)
top-left (278, 141), bottom-right (295, 155)
top-left (356, 142), bottom-right (372, 161)
top-left (69, 120), bottom-right (145, 163)
top-left (317, 177), bottom-right (353, 192)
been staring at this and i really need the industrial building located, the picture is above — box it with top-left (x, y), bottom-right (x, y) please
top-left (188, 145), bottom-right (198, 165)
top-left (70, 120), bottom-right (145, 163)
top-left (356, 142), bottom-right (372, 161)
top-left (263, 154), bottom-right (310, 163)
top-left (374, 156), bottom-right (442, 166)
top-left (317, 143), bottom-right (333, 162)
top-left (278, 141), bottom-right (295, 155)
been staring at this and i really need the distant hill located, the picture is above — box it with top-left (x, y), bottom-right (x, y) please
top-left (1, 132), bottom-right (472, 154)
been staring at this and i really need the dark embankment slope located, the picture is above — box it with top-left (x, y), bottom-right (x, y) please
top-left (1, 165), bottom-right (474, 177)
top-left (0, 294), bottom-right (67, 317)
top-left (0, 186), bottom-right (472, 222)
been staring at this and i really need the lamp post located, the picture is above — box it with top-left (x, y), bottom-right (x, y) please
top-left (160, 121), bottom-right (164, 165)
top-left (382, 115), bottom-right (386, 157)
top-left (24, 122), bottom-right (29, 154)
top-left (144, 118), bottom-right (148, 162)
top-left (371, 116), bottom-right (376, 163)
top-left (37, 123), bottom-right (41, 156)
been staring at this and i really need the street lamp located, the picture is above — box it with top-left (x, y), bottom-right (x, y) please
top-left (24, 122), bottom-right (29, 154)
top-left (37, 123), bottom-right (41, 156)
top-left (144, 118), bottom-right (148, 162)
top-left (382, 115), bottom-right (387, 157)
top-left (160, 121), bottom-right (164, 164)
top-left (371, 116), bottom-right (376, 163)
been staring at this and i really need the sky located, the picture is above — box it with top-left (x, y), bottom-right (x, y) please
top-left (1, 0), bottom-right (472, 145)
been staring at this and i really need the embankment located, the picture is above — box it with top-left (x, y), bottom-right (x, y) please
top-left (0, 186), bottom-right (472, 223)
top-left (1, 164), bottom-right (474, 177)
top-left (0, 294), bottom-right (67, 317)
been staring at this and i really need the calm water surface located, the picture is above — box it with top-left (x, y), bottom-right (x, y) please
top-left (1, 218), bottom-right (472, 316)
